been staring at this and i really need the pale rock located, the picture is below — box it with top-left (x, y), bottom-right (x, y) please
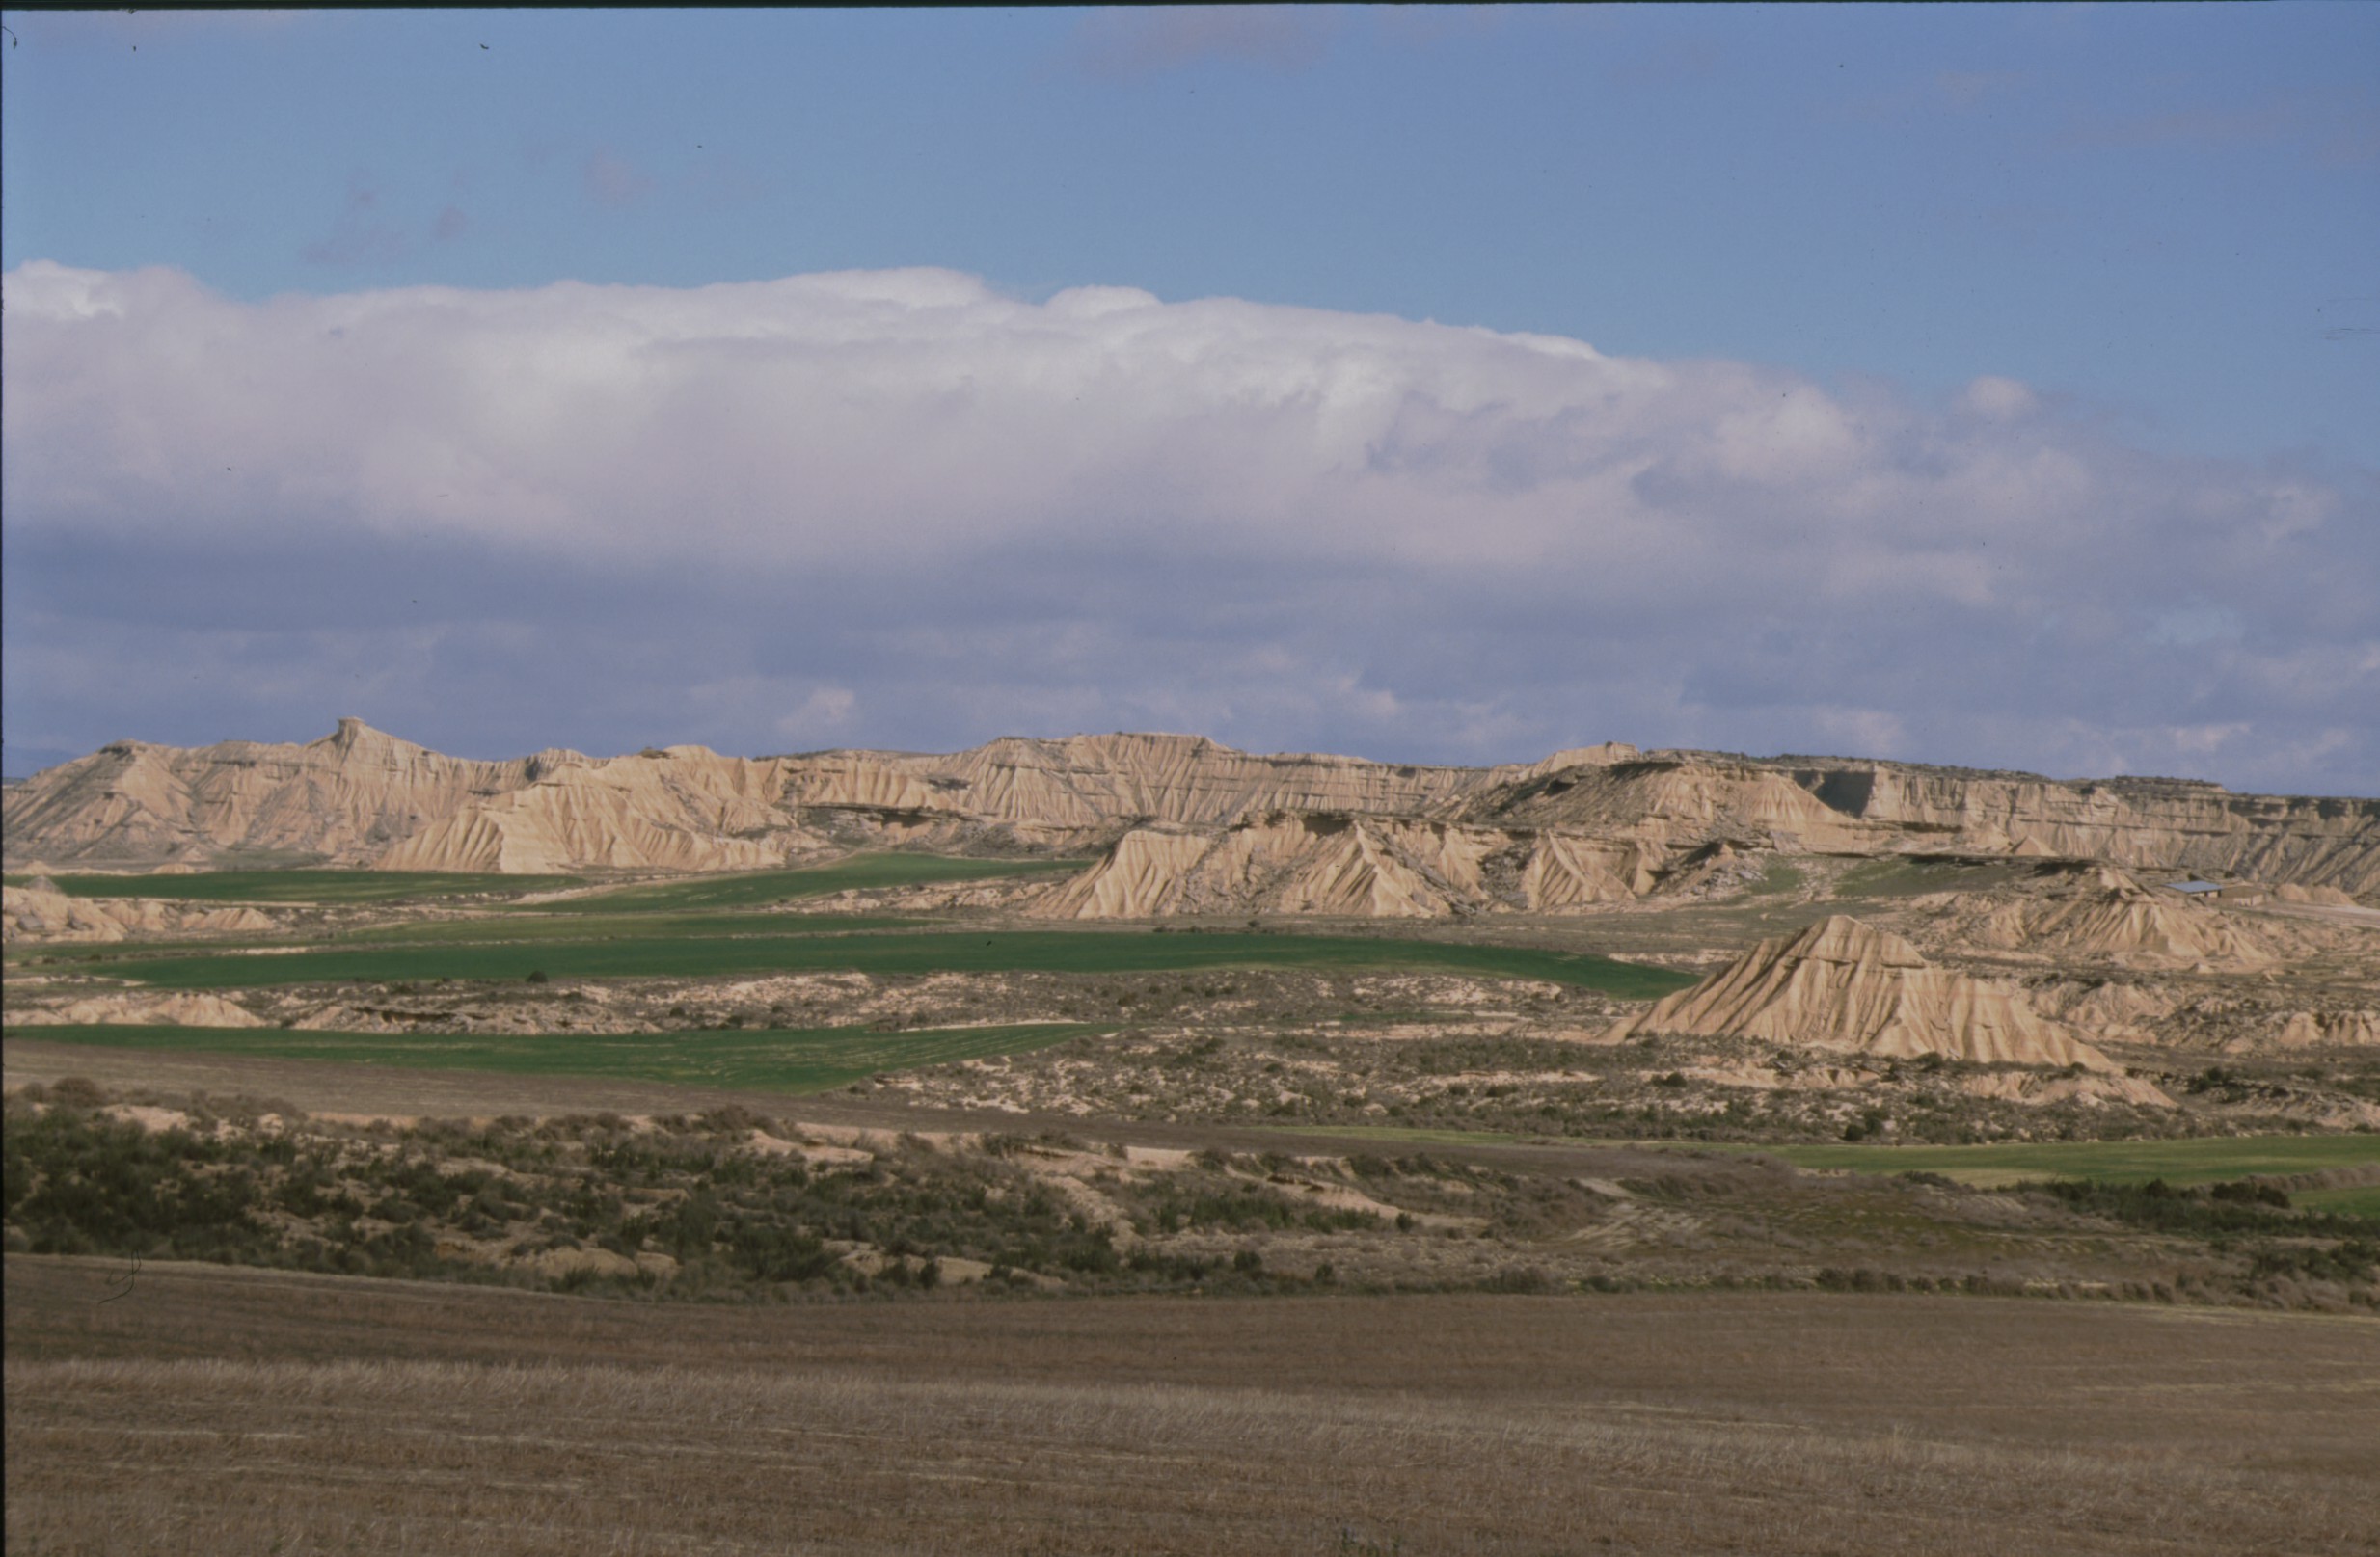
top-left (13, 991), bottom-right (266, 1028)
top-left (1604, 915), bottom-right (2116, 1070)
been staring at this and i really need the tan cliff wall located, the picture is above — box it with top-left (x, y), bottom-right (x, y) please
top-left (4, 721), bottom-right (2370, 892)
top-left (788, 733), bottom-right (1516, 832)
top-left (0, 719), bottom-right (558, 868)
top-left (1787, 765), bottom-right (2380, 897)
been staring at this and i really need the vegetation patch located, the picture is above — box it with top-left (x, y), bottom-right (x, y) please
top-left (528, 852), bottom-right (1089, 914)
top-left (1829, 857), bottom-right (2027, 901)
top-left (76, 929), bottom-right (1699, 999)
top-left (4, 870), bottom-right (581, 905)
top-left (0, 1022), bottom-right (1097, 1095)
top-left (1715, 1136), bottom-right (2380, 1187)
top-left (335, 910), bottom-right (930, 947)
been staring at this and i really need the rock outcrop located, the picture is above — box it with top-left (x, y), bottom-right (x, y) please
top-left (789, 733), bottom-right (1533, 832)
top-left (1463, 757), bottom-right (1879, 854)
top-left (1604, 915), bottom-right (2117, 1070)
top-left (5, 720), bottom-right (2372, 894)
top-left (1, 883), bottom-right (281, 943)
top-left (9, 991), bottom-right (266, 1028)
top-left (0, 719), bottom-right (567, 870)
top-left (378, 746), bottom-right (831, 874)
top-left (1029, 816), bottom-right (1661, 920)
top-left (1969, 869), bottom-right (2279, 969)
top-left (1782, 763), bottom-right (2380, 898)
top-left (2266, 1010), bottom-right (2380, 1049)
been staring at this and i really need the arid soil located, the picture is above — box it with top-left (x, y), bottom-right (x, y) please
top-left (9, 1256), bottom-right (2377, 1556)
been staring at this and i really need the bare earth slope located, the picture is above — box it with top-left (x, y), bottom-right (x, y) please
top-left (1606, 915), bottom-right (2119, 1070)
top-left (6, 721), bottom-right (2373, 895)
top-left (1, 718), bottom-right (560, 869)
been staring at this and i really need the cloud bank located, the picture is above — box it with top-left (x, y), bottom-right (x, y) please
top-left (3, 262), bottom-right (2372, 793)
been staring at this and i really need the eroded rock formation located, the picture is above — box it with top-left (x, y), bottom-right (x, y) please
top-left (1603, 915), bottom-right (2119, 1070)
top-left (4, 721), bottom-right (2372, 901)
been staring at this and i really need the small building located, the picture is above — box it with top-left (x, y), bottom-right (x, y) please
top-left (2162, 878), bottom-right (2263, 904)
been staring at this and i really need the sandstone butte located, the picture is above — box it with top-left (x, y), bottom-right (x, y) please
top-left (1603, 915), bottom-right (2118, 1071)
top-left (4, 718), bottom-right (2374, 907)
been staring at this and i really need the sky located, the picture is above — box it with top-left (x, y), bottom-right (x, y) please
top-left (3, 6), bottom-right (2375, 794)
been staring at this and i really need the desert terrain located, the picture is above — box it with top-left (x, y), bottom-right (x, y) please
top-left (6, 721), bottom-right (2377, 1551)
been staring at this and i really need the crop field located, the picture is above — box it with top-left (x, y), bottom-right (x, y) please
top-left (2, 868), bottom-right (580, 904)
top-left (4, 853), bottom-right (1083, 910)
top-left (41, 926), bottom-right (1701, 998)
top-left (0, 1021), bottom-right (1095, 1095)
top-left (9, 1258), bottom-right (2378, 1556)
top-left (530, 852), bottom-right (1086, 913)
top-left (2294, 1186), bottom-right (2380, 1217)
top-left (337, 908), bottom-right (931, 944)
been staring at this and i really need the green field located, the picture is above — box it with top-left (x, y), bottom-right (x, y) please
top-left (1828, 857), bottom-right (2027, 901)
top-left (2296, 1186), bottom-right (2380, 1217)
top-left (532, 854), bottom-right (1086, 914)
top-left (1726, 1135), bottom-right (2380, 1187)
top-left (53, 928), bottom-right (1699, 999)
top-left (4, 853), bottom-right (1081, 911)
top-left (3, 1021), bottom-right (1096, 1095)
top-left (331, 911), bottom-right (930, 947)
top-left (3, 870), bottom-right (581, 904)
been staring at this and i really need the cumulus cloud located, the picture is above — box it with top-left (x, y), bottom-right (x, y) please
top-left (2, 261), bottom-right (2373, 793)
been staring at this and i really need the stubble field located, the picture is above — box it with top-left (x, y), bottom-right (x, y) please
top-left (9, 1255), bottom-right (2379, 1556)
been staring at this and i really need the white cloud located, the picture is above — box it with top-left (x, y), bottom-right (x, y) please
top-left (1957, 374), bottom-right (2038, 420)
top-left (3, 261), bottom-right (2373, 793)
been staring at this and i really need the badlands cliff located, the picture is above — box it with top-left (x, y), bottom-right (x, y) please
top-left (1964, 867), bottom-right (2282, 969)
top-left (1605, 915), bottom-right (2118, 1071)
top-left (5, 720), bottom-right (2373, 902)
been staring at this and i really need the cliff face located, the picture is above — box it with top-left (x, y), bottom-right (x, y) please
top-left (4, 722), bottom-right (2372, 899)
top-left (787, 733), bottom-right (1513, 832)
top-left (1464, 758), bottom-right (1878, 853)
top-left (377, 748), bottom-right (825, 874)
top-left (0, 719), bottom-right (554, 868)
top-left (1785, 764), bottom-right (2380, 896)
top-left (1027, 816), bottom-right (1660, 921)
top-left (1604, 916), bottom-right (2117, 1070)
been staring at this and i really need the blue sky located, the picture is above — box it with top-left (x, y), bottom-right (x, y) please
top-left (4, 6), bottom-right (2376, 792)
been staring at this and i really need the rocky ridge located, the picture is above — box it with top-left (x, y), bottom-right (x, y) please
top-left (5, 721), bottom-right (2373, 903)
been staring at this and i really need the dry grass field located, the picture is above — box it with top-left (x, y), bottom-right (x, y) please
top-left (9, 1256), bottom-right (2378, 1556)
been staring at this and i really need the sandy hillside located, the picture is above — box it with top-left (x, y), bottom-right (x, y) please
top-left (1607, 915), bottom-right (2116, 1070)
